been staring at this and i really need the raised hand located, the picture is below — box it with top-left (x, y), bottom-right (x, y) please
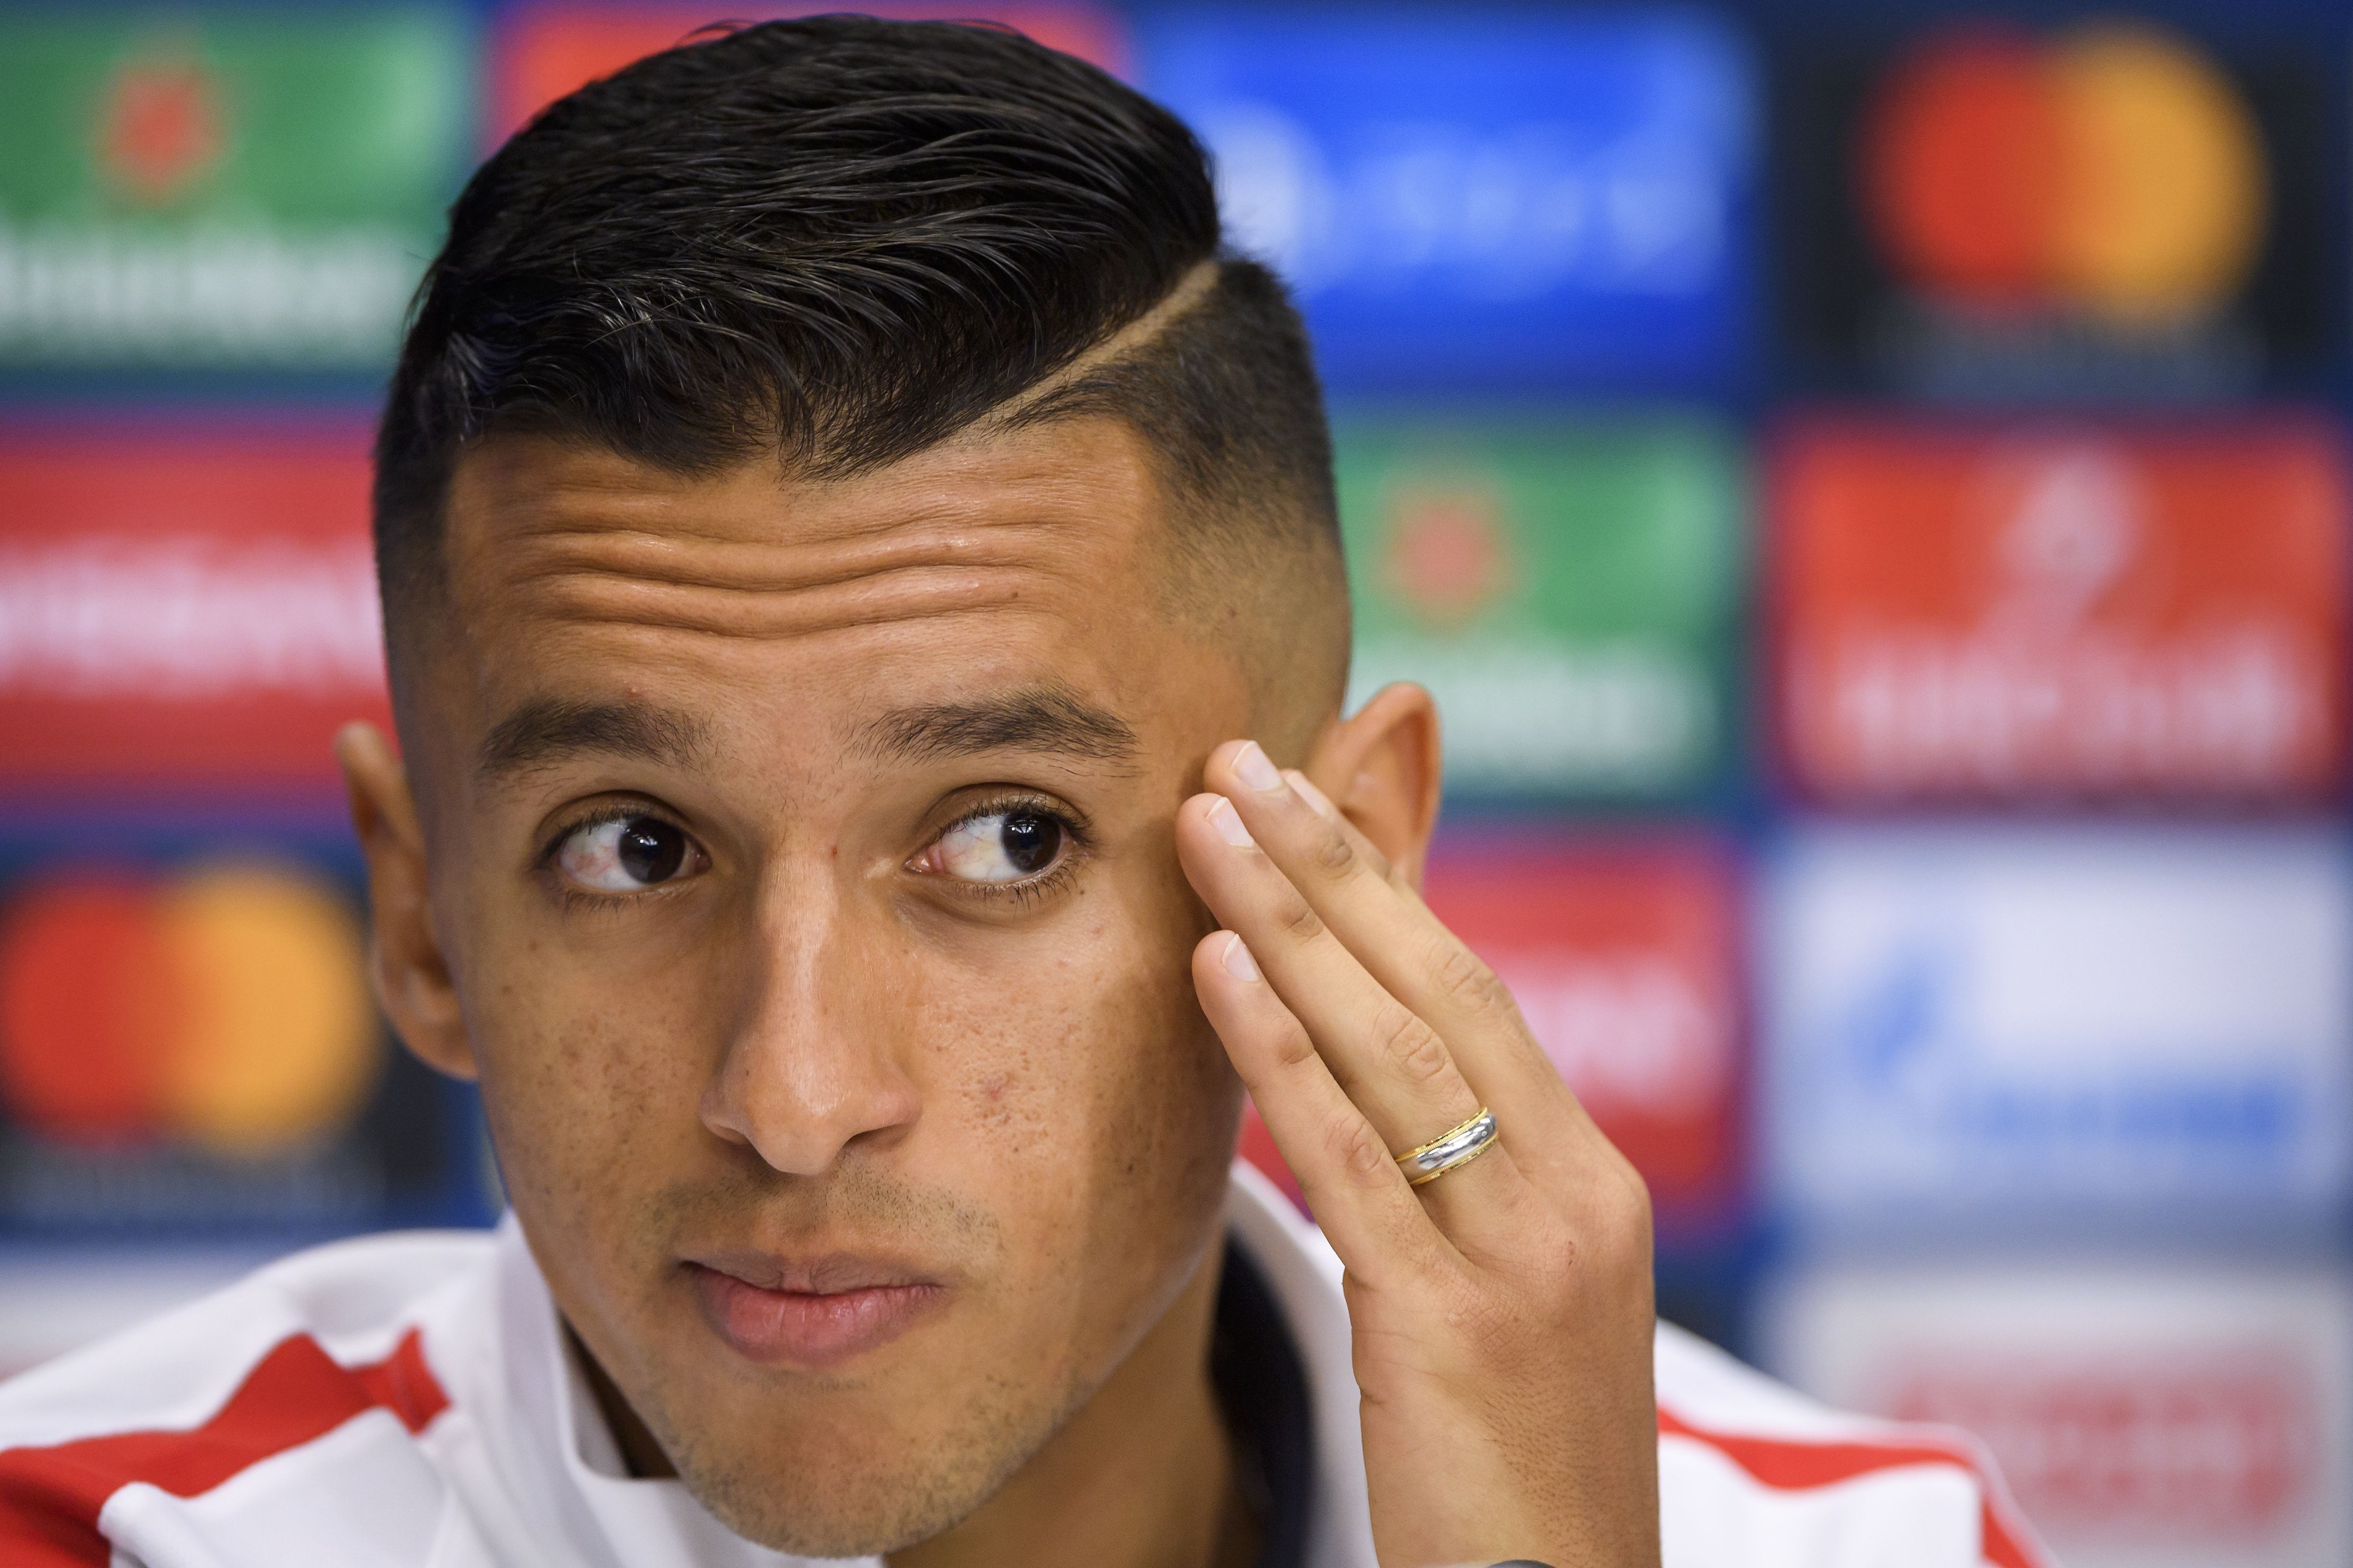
top-left (1177, 739), bottom-right (1661, 1568)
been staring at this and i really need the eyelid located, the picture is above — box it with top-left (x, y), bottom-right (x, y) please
top-left (918, 790), bottom-right (1091, 899)
top-left (535, 799), bottom-right (695, 871)
top-left (937, 790), bottom-right (1093, 848)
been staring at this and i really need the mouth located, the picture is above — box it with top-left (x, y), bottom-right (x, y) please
top-left (683, 1250), bottom-right (950, 1369)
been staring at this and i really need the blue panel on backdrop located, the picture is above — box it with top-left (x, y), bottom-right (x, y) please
top-left (1142, 7), bottom-right (1757, 393)
top-left (1762, 825), bottom-right (2353, 1238)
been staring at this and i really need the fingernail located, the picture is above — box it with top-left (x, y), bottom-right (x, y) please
top-left (1221, 932), bottom-right (1262, 981)
top-left (1207, 796), bottom-right (1255, 848)
top-left (1233, 741), bottom-right (1283, 793)
top-left (1285, 771), bottom-right (1339, 822)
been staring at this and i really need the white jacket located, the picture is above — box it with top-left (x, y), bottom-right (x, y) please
top-left (0, 1163), bottom-right (2048, 1567)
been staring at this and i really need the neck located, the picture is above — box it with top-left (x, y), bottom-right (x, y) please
top-left (891, 1246), bottom-right (1253, 1568)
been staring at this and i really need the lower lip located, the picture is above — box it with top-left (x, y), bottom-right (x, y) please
top-left (688, 1267), bottom-right (945, 1368)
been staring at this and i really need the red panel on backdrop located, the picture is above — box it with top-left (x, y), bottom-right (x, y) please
top-left (1236, 838), bottom-right (1745, 1225)
top-left (488, 3), bottom-right (1132, 146)
top-left (1771, 418), bottom-right (2352, 804)
top-left (1422, 838), bottom-right (1743, 1223)
top-left (0, 433), bottom-right (391, 790)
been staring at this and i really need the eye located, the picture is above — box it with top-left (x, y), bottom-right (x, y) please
top-left (554, 815), bottom-right (704, 893)
top-left (924, 809), bottom-right (1068, 885)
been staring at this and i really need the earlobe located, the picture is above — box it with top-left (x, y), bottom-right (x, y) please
top-left (335, 722), bottom-right (478, 1083)
top-left (1301, 683), bottom-right (1443, 889)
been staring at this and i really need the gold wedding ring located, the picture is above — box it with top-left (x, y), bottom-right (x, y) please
top-left (1392, 1107), bottom-right (1499, 1187)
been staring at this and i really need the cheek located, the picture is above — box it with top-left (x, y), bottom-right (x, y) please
top-left (454, 911), bottom-right (721, 1237)
top-left (924, 916), bottom-right (1221, 1158)
top-left (914, 893), bottom-right (1241, 1280)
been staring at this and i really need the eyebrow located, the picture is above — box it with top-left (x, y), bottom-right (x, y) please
top-left (853, 684), bottom-right (1141, 769)
top-left (478, 698), bottom-right (709, 785)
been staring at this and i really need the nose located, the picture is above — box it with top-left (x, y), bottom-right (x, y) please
top-left (696, 886), bottom-right (921, 1174)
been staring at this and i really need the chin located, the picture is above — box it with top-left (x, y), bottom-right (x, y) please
top-left (653, 1378), bottom-right (1064, 1557)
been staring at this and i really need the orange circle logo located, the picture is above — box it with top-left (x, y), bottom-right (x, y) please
top-left (1864, 23), bottom-right (2265, 327)
top-left (0, 864), bottom-right (380, 1156)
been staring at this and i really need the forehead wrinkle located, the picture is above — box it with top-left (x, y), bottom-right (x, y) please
top-left (507, 568), bottom-right (1079, 641)
top-left (488, 539), bottom-right (1100, 643)
top-left (495, 508), bottom-right (1084, 598)
top-left (444, 416), bottom-right (1178, 660)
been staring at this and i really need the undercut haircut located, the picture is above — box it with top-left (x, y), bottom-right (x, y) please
top-left (373, 15), bottom-right (1342, 687)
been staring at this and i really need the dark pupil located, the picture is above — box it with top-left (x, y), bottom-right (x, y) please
top-left (1000, 813), bottom-right (1061, 876)
top-left (617, 819), bottom-right (686, 884)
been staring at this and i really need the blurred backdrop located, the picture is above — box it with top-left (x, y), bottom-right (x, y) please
top-left (2, 2), bottom-right (2349, 1564)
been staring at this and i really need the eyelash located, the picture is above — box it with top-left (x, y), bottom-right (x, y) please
top-left (928, 791), bottom-right (1091, 909)
top-left (534, 795), bottom-right (1091, 910)
top-left (535, 801), bottom-right (664, 873)
top-left (533, 800), bottom-right (700, 914)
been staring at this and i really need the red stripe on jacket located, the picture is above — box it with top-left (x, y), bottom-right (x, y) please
top-left (0, 1327), bottom-right (449, 1567)
top-left (1657, 1406), bottom-right (2051, 1568)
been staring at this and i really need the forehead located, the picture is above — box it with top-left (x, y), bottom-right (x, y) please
top-left (433, 418), bottom-right (1192, 761)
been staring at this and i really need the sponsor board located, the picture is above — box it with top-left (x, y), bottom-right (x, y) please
top-left (0, 8), bottom-right (470, 373)
top-left (0, 812), bottom-right (488, 1235)
top-left (1424, 835), bottom-right (1742, 1225)
top-left (488, 2), bottom-right (1128, 144)
top-left (1762, 825), bottom-right (2353, 1228)
top-left (1760, 1262), bottom-right (2353, 1568)
top-left (1771, 418), bottom-right (2350, 804)
top-left (1144, 10), bottom-right (1754, 390)
top-left (1340, 418), bottom-right (1744, 802)
top-left (1775, 20), bottom-right (2334, 399)
top-left (0, 431), bottom-right (390, 790)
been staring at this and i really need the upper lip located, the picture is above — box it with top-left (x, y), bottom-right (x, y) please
top-left (683, 1248), bottom-right (944, 1295)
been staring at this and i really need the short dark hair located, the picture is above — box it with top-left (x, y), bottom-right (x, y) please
top-left (373, 15), bottom-right (1338, 664)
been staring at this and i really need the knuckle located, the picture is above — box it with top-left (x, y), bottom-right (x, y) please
top-left (1267, 1014), bottom-right (1319, 1071)
top-left (1273, 888), bottom-right (1326, 943)
top-left (1430, 942), bottom-right (1512, 1017)
top-left (1327, 1114), bottom-right (1393, 1186)
top-left (1369, 1001), bottom-right (1452, 1089)
top-left (1604, 1158), bottom-right (1656, 1250)
top-left (1308, 824), bottom-right (1357, 881)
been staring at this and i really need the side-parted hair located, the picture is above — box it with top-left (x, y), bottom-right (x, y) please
top-left (373, 15), bottom-right (1339, 667)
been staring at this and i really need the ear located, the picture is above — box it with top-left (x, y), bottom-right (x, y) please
top-left (336, 722), bottom-right (477, 1081)
top-left (1300, 682), bottom-right (1443, 890)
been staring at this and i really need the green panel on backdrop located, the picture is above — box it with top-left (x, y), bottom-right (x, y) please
top-left (0, 8), bottom-right (470, 371)
top-left (1337, 417), bottom-right (1745, 802)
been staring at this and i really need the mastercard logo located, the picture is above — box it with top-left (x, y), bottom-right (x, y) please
top-left (0, 864), bottom-right (380, 1156)
top-left (1864, 23), bottom-right (2265, 327)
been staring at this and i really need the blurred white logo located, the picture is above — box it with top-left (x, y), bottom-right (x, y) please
top-left (1800, 441), bottom-right (2329, 794)
top-left (0, 537), bottom-right (384, 698)
top-left (1200, 103), bottom-right (1727, 300)
top-left (1992, 447), bottom-right (2142, 632)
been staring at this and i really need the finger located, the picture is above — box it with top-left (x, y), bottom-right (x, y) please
top-left (1176, 793), bottom-right (1529, 1237)
top-left (1205, 744), bottom-right (1585, 1160)
top-left (1178, 788), bottom-right (1485, 1157)
top-left (1283, 766), bottom-right (1586, 1164)
top-left (1192, 929), bottom-right (1446, 1283)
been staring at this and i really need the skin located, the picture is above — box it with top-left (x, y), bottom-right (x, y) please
top-left (340, 408), bottom-right (1659, 1568)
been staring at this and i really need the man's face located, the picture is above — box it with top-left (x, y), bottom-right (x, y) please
top-left (408, 418), bottom-right (1269, 1551)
